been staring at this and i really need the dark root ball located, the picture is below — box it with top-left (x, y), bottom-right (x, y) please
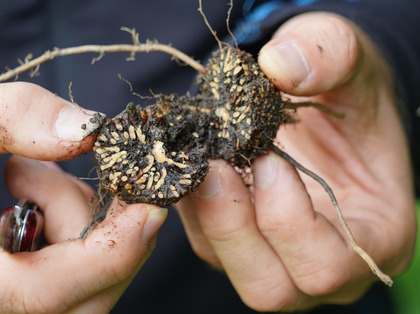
top-left (94, 46), bottom-right (295, 206)
top-left (93, 95), bottom-right (209, 206)
top-left (197, 46), bottom-right (292, 168)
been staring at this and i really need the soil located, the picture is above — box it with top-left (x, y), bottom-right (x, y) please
top-left (93, 46), bottom-right (295, 206)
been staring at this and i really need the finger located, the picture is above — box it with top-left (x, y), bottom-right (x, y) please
top-left (40, 160), bottom-right (96, 202)
top-left (5, 155), bottom-right (93, 242)
top-left (258, 12), bottom-right (393, 119)
top-left (0, 82), bottom-right (105, 160)
top-left (259, 12), bottom-right (400, 191)
top-left (68, 235), bottom-right (159, 313)
top-left (253, 151), bottom-right (372, 299)
top-left (175, 193), bottom-right (220, 266)
top-left (0, 202), bottom-right (167, 313)
top-left (259, 12), bottom-right (359, 96)
top-left (185, 159), bottom-right (305, 311)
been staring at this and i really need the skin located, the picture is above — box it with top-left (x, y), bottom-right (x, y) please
top-left (175, 12), bottom-right (417, 311)
top-left (0, 11), bottom-right (415, 313)
top-left (0, 83), bottom-right (167, 313)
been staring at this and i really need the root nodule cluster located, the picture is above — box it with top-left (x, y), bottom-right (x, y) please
top-left (94, 46), bottom-right (294, 204)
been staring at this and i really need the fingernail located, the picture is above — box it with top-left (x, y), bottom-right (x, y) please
top-left (195, 166), bottom-right (221, 199)
top-left (260, 41), bottom-right (310, 86)
top-left (142, 207), bottom-right (168, 243)
top-left (54, 105), bottom-right (106, 141)
top-left (254, 154), bottom-right (278, 189)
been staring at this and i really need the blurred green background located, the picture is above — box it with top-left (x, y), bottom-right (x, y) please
top-left (391, 201), bottom-right (420, 314)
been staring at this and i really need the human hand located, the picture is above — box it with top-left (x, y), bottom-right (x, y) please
top-left (175, 12), bottom-right (416, 311)
top-left (0, 82), bottom-right (167, 313)
top-left (0, 81), bottom-right (103, 160)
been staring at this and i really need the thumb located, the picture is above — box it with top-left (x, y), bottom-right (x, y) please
top-left (258, 12), bottom-right (361, 97)
top-left (0, 82), bottom-right (105, 160)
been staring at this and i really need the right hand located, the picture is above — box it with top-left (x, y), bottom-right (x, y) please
top-left (175, 12), bottom-right (416, 311)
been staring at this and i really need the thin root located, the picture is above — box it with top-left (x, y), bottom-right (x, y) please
top-left (68, 82), bottom-right (75, 103)
top-left (271, 145), bottom-right (393, 287)
top-left (117, 74), bottom-right (147, 99)
top-left (198, 0), bottom-right (223, 52)
top-left (226, 0), bottom-right (238, 48)
top-left (283, 101), bottom-right (345, 119)
top-left (0, 33), bottom-right (205, 82)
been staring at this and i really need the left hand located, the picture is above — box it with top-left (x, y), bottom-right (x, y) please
top-left (175, 12), bottom-right (417, 312)
top-left (2, 155), bottom-right (167, 313)
top-left (0, 82), bottom-right (167, 313)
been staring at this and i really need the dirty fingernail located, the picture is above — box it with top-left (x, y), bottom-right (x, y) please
top-left (195, 166), bottom-right (221, 199)
top-left (254, 154), bottom-right (278, 189)
top-left (54, 105), bottom-right (106, 141)
top-left (260, 41), bottom-right (310, 86)
top-left (142, 207), bottom-right (168, 244)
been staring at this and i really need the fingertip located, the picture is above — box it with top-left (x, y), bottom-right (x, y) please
top-left (253, 153), bottom-right (278, 190)
top-left (53, 107), bottom-right (106, 161)
top-left (253, 151), bottom-right (315, 224)
top-left (91, 202), bottom-right (166, 250)
top-left (54, 105), bottom-right (104, 142)
top-left (254, 151), bottom-right (297, 190)
top-left (259, 40), bottom-right (310, 90)
top-left (0, 82), bottom-right (105, 160)
top-left (193, 159), bottom-right (235, 199)
top-left (259, 12), bottom-right (359, 96)
top-left (194, 165), bottom-right (222, 199)
top-left (82, 203), bottom-right (166, 279)
top-left (141, 207), bottom-right (168, 244)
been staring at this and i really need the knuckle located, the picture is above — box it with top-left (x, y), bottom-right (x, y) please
top-left (202, 225), bottom-right (253, 260)
top-left (256, 209), bottom-right (289, 239)
top-left (293, 262), bottom-right (348, 296)
top-left (238, 280), bottom-right (299, 312)
top-left (0, 285), bottom-right (62, 314)
top-left (201, 218), bottom-right (246, 243)
top-left (189, 238), bottom-right (221, 267)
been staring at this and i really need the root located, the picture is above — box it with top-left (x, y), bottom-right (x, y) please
top-left (271, 145), bottom-right (393, 287)
top-left (68, 82), bottom-right (75, 103)
top-left (80, 189), bottom-right (113, 239)
top-left (283, 101), bottom-right (345, 119)
top-left (226, 0), bottom-right (238, 48)
top-left (198, 0), bottom-right (223, 52)
top-left (2, 17), bottom-right (392, 288)
top-left (0, 29), bottom-right (205, 83)
top-left (117, 74), bottom-right (147, 99)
